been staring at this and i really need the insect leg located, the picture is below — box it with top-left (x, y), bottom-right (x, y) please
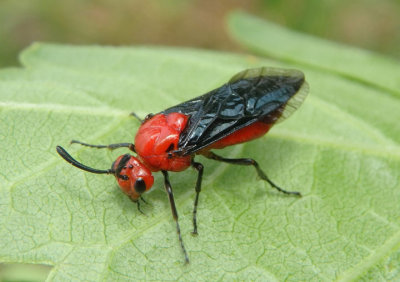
top-left (140, 196), bottom-right (149, 204)
top-left (161, 170), bottom-right (190, 264)
top-left (203, 151), bottom-right (301, 197)
top-left (129, 112), bottom-right (143, 123)
top-left (70, 140), bottom-right (136, 152)
top-left (191, 161), bottom-right (204, 235)
top-left (135, 200), bottom-right (145, 215)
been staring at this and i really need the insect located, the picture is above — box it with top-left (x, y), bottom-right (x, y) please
top-left (56, 67), bottom-right (309, 263)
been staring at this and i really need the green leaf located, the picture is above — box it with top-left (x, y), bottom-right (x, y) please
top-left (228, 11), bottom-right (400, 98)
top-left (227, 12), bottom-right (400, 281)
top-left (1, 13), bottom-right (400, 280)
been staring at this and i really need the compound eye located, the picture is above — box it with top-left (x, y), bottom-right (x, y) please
top-left (134, 178), bottom-right (146, 194)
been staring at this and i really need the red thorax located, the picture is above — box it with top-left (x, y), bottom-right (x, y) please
top-left (135, 113), bottom-right (192, 172)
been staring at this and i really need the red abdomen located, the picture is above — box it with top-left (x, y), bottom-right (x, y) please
top-left (135, 113), bottom-right (192, 172)
top-left (205, 121), bottom-right (272, 150)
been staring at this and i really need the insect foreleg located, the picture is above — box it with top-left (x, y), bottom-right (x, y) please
top-left (202, 151), bottom-right (301, 197)
top-left (161, 170), bottom-right (190, 264)
top-left (71, 140), bottom-right (135, 152)
top-left (129, 112), bottom-right (144, 123)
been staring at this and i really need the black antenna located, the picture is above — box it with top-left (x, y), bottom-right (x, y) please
top-left (56, 146), bottom-right (114, 175)
top-left (114, 154), bottom-right (131, 177)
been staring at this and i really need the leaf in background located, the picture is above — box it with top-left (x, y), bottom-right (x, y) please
top-left (0, 13), bottom-right (399, 280)
top-left (228, 11), bottom-right (400, 98)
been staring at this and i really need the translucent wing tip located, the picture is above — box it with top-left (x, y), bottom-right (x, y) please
top-left (275, 79), bottom-right (309, 124)
top-left (229, 67), bottom-right (309, 124)
top-left (229, 67), bottom-right (305, 84)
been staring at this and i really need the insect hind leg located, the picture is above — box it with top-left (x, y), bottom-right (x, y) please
top-left (202, 151), bottom-right (301, 197)
top-left (71, 140), bottom-right (135, 152)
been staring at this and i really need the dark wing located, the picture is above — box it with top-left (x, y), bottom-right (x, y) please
top-left (161, 67), bottom-right (309, 155)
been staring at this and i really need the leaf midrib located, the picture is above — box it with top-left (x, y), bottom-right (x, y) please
top-left (2, 100), bottom-right (399, 163)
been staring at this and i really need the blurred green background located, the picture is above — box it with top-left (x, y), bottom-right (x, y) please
top-left (0, 0), bottom-right (399, 68)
